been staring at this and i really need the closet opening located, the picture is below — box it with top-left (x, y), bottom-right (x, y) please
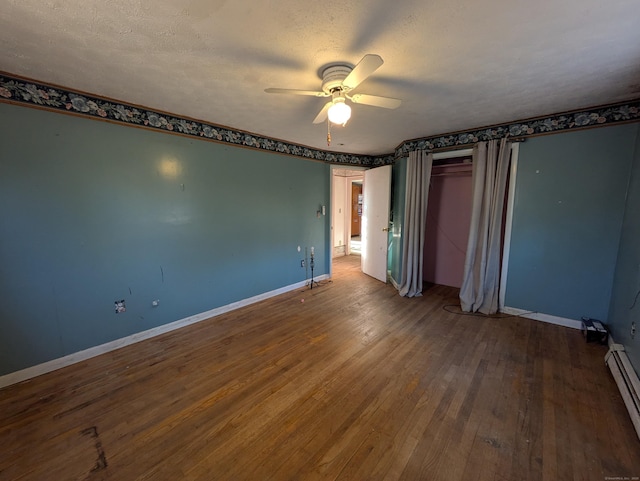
top-left (423, 152), bottom-right (473, 289)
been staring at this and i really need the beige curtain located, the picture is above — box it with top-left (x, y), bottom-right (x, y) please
top-left (399, 150), bottom-right (433, 297)
top-left (459, 138), bottom-right (511, 314)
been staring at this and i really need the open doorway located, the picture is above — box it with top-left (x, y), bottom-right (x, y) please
top-left (331, 167), bottom-right (365, 261)
top-left (331, 165), bottom-right (392, 283)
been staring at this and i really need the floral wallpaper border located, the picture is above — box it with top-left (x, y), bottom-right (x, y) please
top-left (1, 72), bottom-right (639, 166)
top-left (0, 72), bottom-right (392, 167)
top-left (395, 100), bottom-right (640, 158)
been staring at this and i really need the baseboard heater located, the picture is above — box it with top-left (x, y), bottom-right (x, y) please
top-left (605, 344), bottom-right (640, 440)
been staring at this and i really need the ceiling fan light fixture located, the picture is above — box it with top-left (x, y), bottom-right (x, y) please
top-left (264, 54), bottom-right (399, 128)
top-left (327, 98), bottom-right (351, 126)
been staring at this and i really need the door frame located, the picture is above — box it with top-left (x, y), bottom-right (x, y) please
top-left (329, 166), bottom-right (367, 279)
top-left (499, 142), bottom-right (520, 310)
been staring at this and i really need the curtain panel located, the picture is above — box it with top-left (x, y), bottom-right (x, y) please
top-left (459, 138), bottom-right (512, 314)
top-left (399, 150), bottom-right (433, 297)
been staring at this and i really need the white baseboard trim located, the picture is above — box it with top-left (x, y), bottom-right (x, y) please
top-left (501, 306), bottom-right (582, 330)
top-left (0, 275), bottom-right (329, 389)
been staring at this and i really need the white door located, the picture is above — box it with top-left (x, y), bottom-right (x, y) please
top-left (362, 165), bottom-right (392, 283)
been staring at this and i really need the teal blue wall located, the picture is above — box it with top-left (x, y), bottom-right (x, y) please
top-left (505, 124), bottom-right (637, 321)
top-left (389, 157), bottom-right (407, 285)
top-left (0, 103), bottom-right (330, 375)
top-left (608, 125), bottom-right (640, 373)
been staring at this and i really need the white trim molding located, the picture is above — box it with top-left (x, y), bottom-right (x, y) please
top-left (0, 275), bottom-right (329, 389)
top-left (501, 306), bottom-right (582, 330)
top-left (499, 143), bottom-right (520, 310)
top-left (432, 148), bottom-right (473, 160)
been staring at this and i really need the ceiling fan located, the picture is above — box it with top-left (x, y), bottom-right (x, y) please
top-left (265, 54), bottom-right (401, 126)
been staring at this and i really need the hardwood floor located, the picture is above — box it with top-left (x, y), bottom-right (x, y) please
top-left (1, 254), bottom-right (639, 480)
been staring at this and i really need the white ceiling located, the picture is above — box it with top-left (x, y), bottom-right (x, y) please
top-left (1, 0), bottom-right (639, 156)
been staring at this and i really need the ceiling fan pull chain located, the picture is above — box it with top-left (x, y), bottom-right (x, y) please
top-left (327, 118), bottom-right (332, 147)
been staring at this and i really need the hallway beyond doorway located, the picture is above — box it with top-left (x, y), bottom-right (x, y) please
top-left (350, 235), bottom-right (361, 254)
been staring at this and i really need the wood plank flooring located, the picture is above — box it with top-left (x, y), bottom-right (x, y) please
top-left (1, 254), bottom-right (639, 480)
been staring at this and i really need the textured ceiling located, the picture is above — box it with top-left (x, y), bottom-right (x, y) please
top-left (1, 0), bottom-right (639, 155)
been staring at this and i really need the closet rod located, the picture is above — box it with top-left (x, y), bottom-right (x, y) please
top-left (432, 148), bottom-right (472, 160)
top-left (431, 171), bottom-right (472, 178)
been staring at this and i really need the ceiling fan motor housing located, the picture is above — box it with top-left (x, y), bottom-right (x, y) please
top-left (321, 65), bottom-right (352, 94)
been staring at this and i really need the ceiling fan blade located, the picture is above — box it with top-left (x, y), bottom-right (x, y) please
top-left (349, 93), bottom-right (401, 109)
top-left (265, 88), bottom-right (328, 97)
top-left (313, 102), bottom-right (332, 124)
top-left (342, 54), bottom-right (384, 90)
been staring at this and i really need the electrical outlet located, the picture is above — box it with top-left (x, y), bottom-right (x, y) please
top-left (301, 259), bottom-right (305, 268)
top-left (631, 321), bottom-right (636, 339)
